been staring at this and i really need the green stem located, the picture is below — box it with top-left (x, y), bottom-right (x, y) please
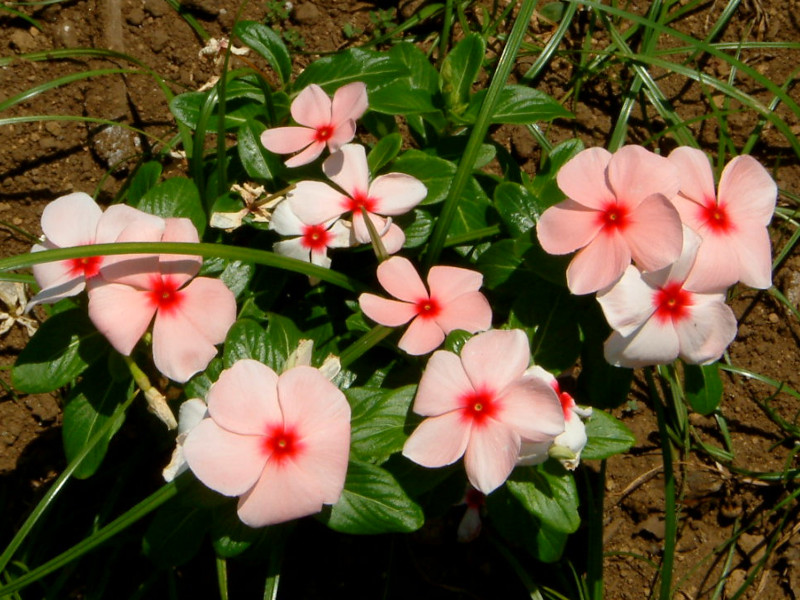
top-left (216, 556), bottom-right (229, 600)
top-left (361, 207), bottom-right (389, 262)
top-left (123, 355), bottom-right (177, 429)
top-left (0, 392), bottom-right (137, 576)
top-left (438, 0), bottom-right (454, 66)
top-left (424, 0), bottom-right (538, 269)
top-left (339, 325), bottom-right (393, 369)
top-left (585, 461), bottom-right (606, 600)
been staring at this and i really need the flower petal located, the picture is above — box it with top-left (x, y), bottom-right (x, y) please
top-left (288, 181), bottom-right (348, 224)
top-left (668, 146), bottom-right (717, 206)
top-left (433, 291), bottom-right (492, 335)
top-left (207, 359), bottom-right (282, 435)
top-left (368, 173), bottom-right (427, 216)
top-left (328, 119), bottom-right (356, 152)
top-left (718, 155), bottom-right (777, 226)
top-left (596, 265), bottom-right (657, 336)
top-left (290, 84), bottom-right (331, 128)
top-left (270, 201), bottom-right (305, 236)
top-left (379, 221), bottom-right (406, 254)
top-left (426, 265), bottom-right (483, 304)
top-left (284, 141), bottom-right (326, 168)
top-left (460, 329), bottom-right (530, 393)
top-left (496, 376), bottom-right (565, 442)
top-left (414, 350), bottom-right (474, 416)
top-left (87, 282), bottom-right (156, 355)
top-left (331, 81), bottom-right (368, 126)
top-left (159, 218), bottom-right (202, 287)
top-left (183, 419), bottom-right (267, 496)
top-left (566, 230), bottom-right (631, 295)
top-left (273, 238), bottom-right (310, 263)
top-left (375, 256), bottom-right (428, 302)
top-left (402, 411), bottom-right (471, 468)
top-left (682, 232), bottom-right (744, 293)
top-left (323, 144), bottom-right (370, 198)
top-left (397, 316), bottom-right (445, 355)
top-left (730, 225), bottom-right (773, 290)
top-left (607, 145), bottom-right (680, 206)
top-left (536, 199), bottom-right (604, 256)
top-left (623, 194), bottom-right (683, 272)
top-left (260, 126), bottom-right (316, 155)
top-left (556, 147), bottom-right (613, 209)
top-left (29, 243), bottom-right (86, 307)
top-left (100, 217), bottom-right (165, 289)
top-left (604, 317), bottom-right (680, 368)
top-left (41, 192), bottom-right (102, 247)
top-left (464, 421), bottom-right (520, 494)
top-left (676, 296), bottom-right (737, 364)
top-left (96, 204), bottom-right (164, 244)
top-left (359, 294), bottom-right (417, 327)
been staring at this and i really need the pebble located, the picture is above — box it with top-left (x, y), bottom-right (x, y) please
top-left (292, 2), bottom-right (320, 24)
top-left (127, 7), bottom-right (146, 26)
top-left (151, 30), bottom-right (170, 53)
top-left (55, 22), bottom-right (80, 48)
top-left (144, 0), bottom-right (168, 17)
top-left (768, 312), bottom-right (779, 324)
top-left (9, 30), bottom-right (37, 52)
top-left (91, 126), bottom-right (141, 169)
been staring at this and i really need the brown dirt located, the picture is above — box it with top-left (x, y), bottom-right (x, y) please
top-left (1, 1), bottom-right (799, 598)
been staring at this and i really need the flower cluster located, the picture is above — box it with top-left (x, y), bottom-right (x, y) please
top-left (536, 145), bottom-right (777, 368)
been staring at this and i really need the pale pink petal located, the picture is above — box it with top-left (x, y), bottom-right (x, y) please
top-left (414, 350), bottom-right (474, 416)
top-left (183, 419), bottom-right (266, 496)
top-left (288, 181), bottom-right (348, 224)
top-left (397, 316), bottom-right (445, 355)
top-left (368, 173), bottom-right (427, 216)
top-left (718, 155), bottom-right (777, 225)
top-left (516, 439), bottom-right (551, 466)
top-left (96, 204), bottom-right (165, 244)
top-left (654, 226), bottom-right (702, 286)
top-left (433, 291), bottom-right (492, 334)
top-left (607, 145), bottom-right (680, 206)
top-left (496, 376), bottom-right (565, 442)
top-left (158, 218), bottom-right (202, 287)
top-left (331, 81), bottom-right (368, 125)
top-left (668, 147), bottom-right (717, 206)
top-left (623, 193), bottom-right (683, 272)
top-left (41, 192), bottom-right (102, 247)
top-left (327, 119), bottom-right (356, 152)
top-left (556, 147), bottom-right (613, 209)
top-left (151, 278), bottom-right (236, 382)
top-left (270, 201), bottom-right (305, 236)
top-left (402, 411), bottom-right (471, 467)
top-left (207, 359), bottom-right (282, 436)
top-left (536, 199), bottom-right (604, 255)
top-left (87, 282), bottom-right (156, 355)
top-left (100, 217), bottom-right (165, 289)
top-left (29, 242), bottom-right (86, 307)
top-left (681, 233), bottom-right (743, 293)
top-left (273, 238), bottom-right (310, 262)
top-left (379, 221), bottom-right (406, 254)
top-left (290, 84), bottom-right (331, 128)
top-left (596, 266), bottom-right (657, 336)
top-left (326, 219), bottom-right (352, 248)
top-left (427, 266), bottom-right (483, 303)
top-left (604, 317), bottom-right (680, 368)
top-left (464, 421), bottom-right (521, 494)
top-left (260, 126), bottom-right (316, 155)
top-left (460, 329), bottom-right (529, 392)
top-left (322, 144), bottom-right (370, 198)
top-left (677, 297), bottom-right (737, 364)
top-left (375, 256), bottom-right (428, 302)
top-left (285, 141), bottom-right (327, 168)
top-left (359, 294), bottom-right (417, 327)
top-left (309, 248), bottom-right (332, 268)
top-left (566, 230), bottom-right (631, 295)
top-left (670, 194), bottom-right (706, 232)
top-left (237, 456), bottom-right (327, 527)
top-left (730, 226), bottom-right (773, 290)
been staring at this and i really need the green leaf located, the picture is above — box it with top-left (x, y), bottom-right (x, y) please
top-left (13, 309), bottom-right (110, 393)
top-left (139, 177), bottom-right (206, 236)
top-left (294, 48), bottom-right (407, 92)
top-left (237, 119), bottom-right (284, 181)
top-left (506, 463), bottom-right (580, 534)
top-left (397, 208), bottom-right (434, 248)
top-left (494, 181), bottom-right (539, 236)
top-left (463, 85), bottom-right (572, 124)
top-left (184, 357), bottom-right (224, 400)
top-left (233, 21), bottom-right (291, 84)
top-left (684, 362), bottom-right (723, 415)
top-left (528, 138), bottom-right (584, 212)
top-left (170, 82), bottom-right (266, 132)
top-left (223, 319), bottom-right (268, 367)
top-left (369, 83), bottom-right (439, 115)
top-left (476, 239), bottom-right (524, 290)
top-left (388, 43), bottom-right (439, 96)
top-left (263, 312), bottom-right (304, 372)
top-left (210, 502), bottom-right (260, 558)
top-left (582, 409), bottom-right (636, 460)
top-left (391, 150), bottom-right (456, 205)
top-left (142, 495), bottom-right (211, 568)
top-left (440, 34), bottom-right (485, 115)
top-left (62, 362), bottom-right (131, 479)
top-left (442, 329), bottom-right (472, 354)
top-left (367, 133), bottom-right (403, 173)
top-left (323, 460), bottom-right (424, 534)
top-left (346, 386), bottom-right (416, 464)
top-left (201, 256), bottom-right (255, 299)
top-left (126, 161), bottom-right (162, 206)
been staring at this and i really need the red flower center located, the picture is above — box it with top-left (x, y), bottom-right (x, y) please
top-left (653, 281), bottom-right (692, 324)
top-left (460, 387), bottom-right (498, 426)
top-left (301, 224), bottom-right (331, 252)
top-left (598, 202), bottom-right (629, 231)
top-left (344, 191), bottom-right (377, 214)
top-left (414, 297), bottom-right (441, 319)
top-left (67, 255), bottom-right (103, 279)
top-left (147, 275), bottom-right (184, 315)
top-left (700, 199), bottom-right (733, 233)
top-left (315, 124), bottom-right (334, 143)
top-left (262, 425), bottom-right (303, 465)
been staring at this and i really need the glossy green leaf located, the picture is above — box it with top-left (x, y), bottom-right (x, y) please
top-left (323, 460), bottom-right (424, 534)
top-left (582, 409), bottom-right (636, 460)
top-left (367, 133), bottom-right (403, 173)
top-left (476, 239), bottom-right (526, 290)
top-left (201, 256), bottom-right (255, 299)
top-left (170, 82), bottom-right (266, 132)
top-left (347, 385), bottom-right (416, 464)
top-left (62, 362), bottom-right (131, 479)
top-left (463, 85), bottom-right (572, 124)
top-left (233, 21), bottom-right (291, 84)
top-left (369, 83), bottom-right (439, 115)
top-left (506, 462), bottom-right (580, 534)
top-left (142, 495), bottom-right (211, 567)
top-left (210, 502), bottom-right (260, 558)
top-left (13, 309), bottom-right (110, 393)
top-left (223, 318), bottom-right (268, 367)
top-left (398, 208), bottom-right (434, 248)
top-left (388, 43), bottom-right (439, 96)
top-left (237, 119), bottom-right (284, 181)
top-left (440, 34), bottom-right (485, 115)
top-left (494, 181), bottom-right (539, 236)
top-left (294, 48), bottom-right (407, 92)
top-left (139, 177), bottom-right (206, 236)
top-left (684, 362), bottom-right (724, 415)
top-left (263, 312), bottom-right (304, 372)
top-left (126, 161), bottom-right (162, 206)
top-left (528, 138), bottom-right (584, 212)
top-left (184, 357), bottom-right (224, 400)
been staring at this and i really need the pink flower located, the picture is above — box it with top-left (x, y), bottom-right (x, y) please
top-left (358, 256), bottom-right (492, 355)
top-left (260, 82), bottom-right (368, 168)
top-left (87, 217), bottom-right (237, 383)
top-left (402, 329), bottom-right (565, 494)
top-left (269, 200), bottom-right (351, 269)
top-left (288, 144), bottom-right (427, 254)
top-left (517, 367), bottom-right (592, 470)
top-left (457, 487), bottom-right (485, 543)
top-left (27, 192), bottom-right (162, 309)
top-left (596, 227), bottom-right (737, 367)
top-left (536, 145), bottom-right (684, 295)
top-left (183, 359), bottom-right (351, 527)
top-left (668, 147), bottom-right (777, 291)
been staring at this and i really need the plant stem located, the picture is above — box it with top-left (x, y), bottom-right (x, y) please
top-left (123, 355), bottom-right (177, 429)
top-left (585, 461), bottom-right (606, 600)
top-left (339, 325), bottom-right (393, 369)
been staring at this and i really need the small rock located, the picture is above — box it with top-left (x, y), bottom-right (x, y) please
top-left (55, 22), bottom-right (80, 48)
top-left (144, 0), bottom-right (168, 17)
top-left (9, 30), bottom-right (37, 52)
top-left (292, 2), bottom-right (320, 24)
top-left (127, 7), bottom-right (146, 25)
top-left (738, 532), bottom-right (766, 563)
top-left (44, 121), bottom-right (62, 137)
top-left (724, 569), bottom-right (747, 599)
top-left (91, 126), bottom-right (141, 169)
top-left (181, 0), bottom-right (219, 17)
top-left (151, 30), bottom-right (170, 53)
top-left (768, 312), bottom-right (779, 324)
top-left (786, 271), bottom-right (800, 307)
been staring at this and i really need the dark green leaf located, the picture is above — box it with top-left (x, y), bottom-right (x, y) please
top-left (13, 309), bottom-right (109, 393)
top-left (126, 161), bottom-right (162, 206)
top-left (201, 255), bottom-right (255, 299)
top-left (170, 83), bottom-right (266, 132)
top-left (294, 48), bottom-right (407, 92)
top-left (263, 312), bottom-right (304, 372)
top-left (233, 21), bottom-right (291, 84)
top-left (440, 34), bottom-right (485, 115)
top-left (223, 319), bottom-right (268, 367)
top-left (388, 43), bottom-right (439, 96)
top-left (494, 181), bottom-right (539, 236)
top-left (323, 460), bottom-right (424, 534)
top-left (184, 357), bottom-right (224, 400)
top-left (529, 138), bottom-right (584, 212)
top-left (463, 85), bottom-right (572, 125)
top-left (367, 133), bottom-right (403, 173)
top-left (369, 83), bottom-right (439, 115)
top-left (684, 362), bottom-right (723, 415)
top-left (143, 496), bottom-right (211, 568)
top-left (346, 386), bottom-right (416, 464)
top-left (442, 329), bottom-right (472, 354)
top-left (582, 409), bottom-right (636, 460)
top-left (139, 177), bottom-right (206, 236)
top-left (398, 208), bottom-right (434, 248)
top-left (237, 119), bottom-right (284, 181)
top-left (476, 239), bottom-right (524, 290)
top-left (210, 502), bottom-right (260, 558)
top-left (506, 462), bottom-right (580, 534)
